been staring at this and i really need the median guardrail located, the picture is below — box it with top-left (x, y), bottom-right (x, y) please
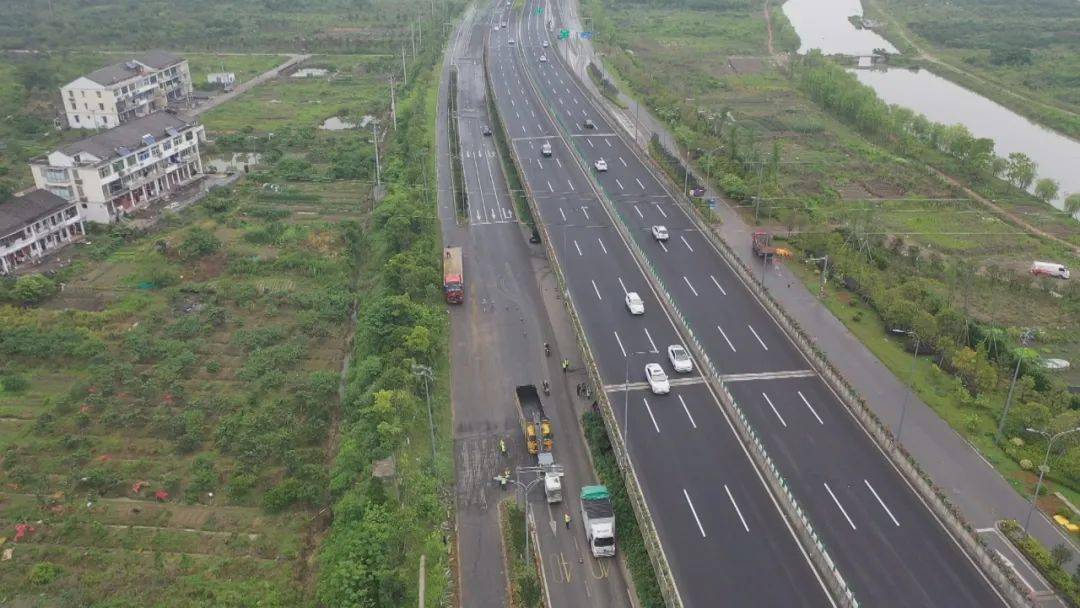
top-left (546, 20), bottom-right (1033, 607)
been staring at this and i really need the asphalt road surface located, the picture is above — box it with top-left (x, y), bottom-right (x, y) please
top-left (485, 0), bottom-right (1009, 605)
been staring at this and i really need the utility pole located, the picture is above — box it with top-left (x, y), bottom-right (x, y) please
top-left (410, 22), bottom-right (416, 58)
top-left (1023, 427), bottom-right (1080, 533)
top-left (418, 14), bottom-right (423, 50)
top-left (372, 123), bottom-right (381, 187)
top-left (995, 329), bottom-right (1034, 444)
top-left (412, 364), bottom-right (437, 469)
top-left (897, 332), bottom-right (919, 442)
top-left (389, 77), bottom-right (398, 131)
top-left (402, 45), bottom-right (408, 86)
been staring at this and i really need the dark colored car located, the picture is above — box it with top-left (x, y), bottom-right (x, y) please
top-left (583, 119), bottom-right (596, 129)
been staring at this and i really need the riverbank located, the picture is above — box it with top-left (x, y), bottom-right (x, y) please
top-left (861, 0), bottom-right (1080, 141)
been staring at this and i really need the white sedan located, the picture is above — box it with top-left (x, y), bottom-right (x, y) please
top-left (539, 54), bottom-right (547, 63)
top-left (543, 40), bottom-right (550, 48)
top-left (594, 158), bottom-right (608, 172)
top-left (645, 363), bottom-right (670, 395)
top-left (625, 291), bottom-right (644, 315)
top-left (651, 225), bottom-right (669, 241)
top-left (667, 345), bottom-right (693, 373)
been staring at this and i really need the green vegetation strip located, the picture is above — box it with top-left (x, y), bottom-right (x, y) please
top-left (315, 21), bottom-right (455, 608)
top-left (582, 411), bottom-right (664, 608)
top-left (502, 501), bottom-right (544, 608)
top-left (999, 519), bottom-right (1080, 607)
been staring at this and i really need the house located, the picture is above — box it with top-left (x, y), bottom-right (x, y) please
top-left (60, 51), bottom-right (193, 129)
top-left (0, 189), bottom-right (85, 274)
top-left (29, 112), bottom-right (205, 224)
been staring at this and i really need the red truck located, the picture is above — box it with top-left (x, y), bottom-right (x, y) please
top-left (751, 230), bottom-right (792, 259)
top-left (443, 246), bottom-right (464, 304)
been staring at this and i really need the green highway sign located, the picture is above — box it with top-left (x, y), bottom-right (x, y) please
top-left (558, 29), bottom-right (570, 39)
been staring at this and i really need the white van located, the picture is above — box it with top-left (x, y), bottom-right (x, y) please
top-left (541, 142), bottom-right (552, 157)
top-left (1031, 261), bottom-right (1070, 279)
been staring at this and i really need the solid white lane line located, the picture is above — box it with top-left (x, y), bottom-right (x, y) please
top-left (643, 397), bottom-right (660, 433)
top-left (616, 178), bottom-right (624, 190)
top-left (724, 485), bottom-right (750, 533)
top-left (761, 392), bottom-right (787, 427)
top-left (747, 324), bottom-right (769, 350)
top-left (864, 480), bottom-right (901, 527)
top-left (683, 489), bottom-right (707, 538)
top-left (559, 208), bottom-right (567, 222)
top-left (574, 240), bottom-right (582, 256)
top-left (683, 276), bottom-right (699, 296)
top-left (636, 178), bottom-right (645, 190)
top-left (709, 274), bottom-right (728, 295)
top-left (654, 204), bottom-right (667, 218)
top-left (643, 328), bottom-right (658, 353)
top-left (680, 234), bottom-right (694, 252)
top-left (619, 157), bottom-right (627, 167)
top-left (824, 482), bottom-right (857, 530)
top-left (678, 395), bottom-right (697, 429)
top-left (614, 330), bottom-right (626, 357)
top-left (547, 180), bottom-right (554, 193)
top-left (633, 205), bottom-right (643, 218)
top-left (568, 179), bottom-right (575, 192)
top-left (659, 241), bottom-right (669, 253)
top-left (580, 206), bottom-right (590, 221)
top-left (597, 238), bottom-right (608, 254)
top-left (797, 391), bottom-right (824, 425)
top-left (592, 280), bottom-right (603, 301)
top-left (617, 277), bottom-right (628, 295)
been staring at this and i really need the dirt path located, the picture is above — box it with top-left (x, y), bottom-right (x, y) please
top-left (763, 0), bottom-right (776, 56)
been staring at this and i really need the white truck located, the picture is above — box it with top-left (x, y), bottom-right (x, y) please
top-left (1031, 261), bottom-right (1070, 280)
top-left (580, 485), bottom-right (616, 557)
top-left (538, 452), bottom-right (563, 503)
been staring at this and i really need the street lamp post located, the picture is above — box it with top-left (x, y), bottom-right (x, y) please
top-left (494, 469), bottom-right (545, 566)
top-left (1023, 427), bottom-right (1080, 534)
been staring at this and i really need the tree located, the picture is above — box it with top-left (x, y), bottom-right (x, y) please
top-left (1034, 178), bottom-right (1059, 203)
top-left (1005, 152), bottom-right (1037, 190)
top-left (1062, 193), bottom-right (1080, 216)
top-left (12, 274), bottom-right (57, 304)
top-left (1051, 543), bottom-right (1071, 568)
top-left (179, 227), bottom-right (220, 259)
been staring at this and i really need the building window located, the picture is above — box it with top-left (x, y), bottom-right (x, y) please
top-left (70, 101), bottom-right (76, 110)
top-left (74, 115), bottom-right (80, 123)
top-left (126, 156), bottom-right (137, 168)
top-left (185, 131), bottom-right (193, 141)
top-left (162, 140), bottom-right (172, 151)
top-left (98, 166), bottom-right (111, 178)
top-left (44, 167), bottom-right (68, 182)
top-left (112, 160), bottom-right (124, 173)
top-left (96, 91), bottom-right (101, 98)
top-left (137, 150), bottom-right (150, 162)
top-left (98, 103), bottom-right (104, 110)
top-left (102, 116), bottom-right (108, 125)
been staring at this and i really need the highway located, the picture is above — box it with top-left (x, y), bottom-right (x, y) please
top-left (485, 2), bottom-right (837, 606)
top-left (487, 0), bottom-right (1010, 606)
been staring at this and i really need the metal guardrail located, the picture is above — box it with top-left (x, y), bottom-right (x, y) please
top-left (483, 26), bottom-right (685, 608)
top-left (547, 27), bottom-right (1033, 607)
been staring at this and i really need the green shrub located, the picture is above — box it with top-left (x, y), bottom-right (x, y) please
top-left (1000, 519), bottom-right (1080, 606)
top-left (27, 562), bottom-right (64, 586)
top-left (1, 372), bottom-right (29, 393)
top-left (12, 274), bottom-right (57, 304)
top-left (179, 227), bottom-right (221, 260)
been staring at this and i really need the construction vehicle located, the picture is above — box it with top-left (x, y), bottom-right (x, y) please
top-left (580, 485), bottom-right (616, 557)
top-left (443, 246), bottom-right (464, 304)
top-left (517, 385), bottom-right (552, 455)
top-left (515, 385), bottom-right (563, 503)
top-left (751, 230), bottom-right (793, 259)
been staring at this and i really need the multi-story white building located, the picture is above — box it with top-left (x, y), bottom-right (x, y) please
top-left (0, 189), bottom-right (85, 275)
top-left (61, 51), bottom-right (192, 129)
top-left (29, 112), bottom-right (205, 224)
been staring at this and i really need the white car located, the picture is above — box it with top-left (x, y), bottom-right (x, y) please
top-left (541, 142), bottom-right (553, 157)
top-left (667, 345), bottom-right (693, 373)
top-left (625, 291), bottom-right (644, 315)
top-left (543, 40), bottom-right (550, 48)
top-left (651, 225), bottom-right (669, 241)
top-left (594, 158), bottom-right (608, 172)
top-left (509, 39), bottom-right (516, 45)
top-left (494, 24), bottom-right (500, 31)
top-left (645, 363), bottom-right (670, 395)
top-left (539, 54), bottom-right (547, 63)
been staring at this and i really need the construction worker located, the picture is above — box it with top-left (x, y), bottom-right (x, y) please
top-left (499, 438), bottom-right (507, 456)
top-left (562, 359), bottom-right (570, 373)
top-left (564, 512), bottom-right (572, 529)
